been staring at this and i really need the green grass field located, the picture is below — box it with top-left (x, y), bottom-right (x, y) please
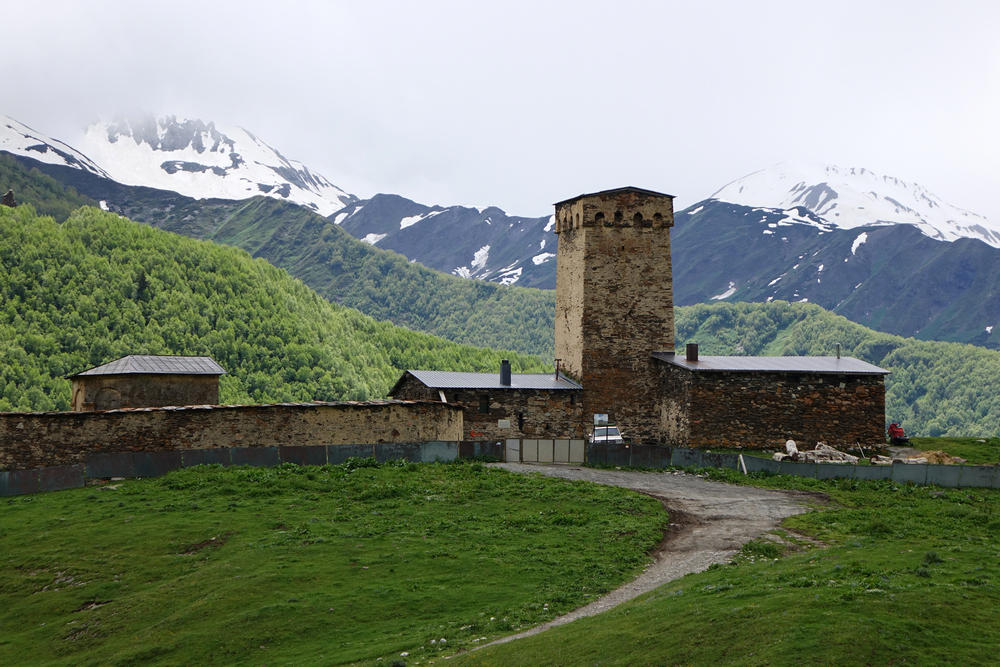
top-left (6, 445), bottom-right (1000, 666)
top-left (0, 460), bottom-right (667, 666)
top-left (452, 466), bottom-right (1000, 666)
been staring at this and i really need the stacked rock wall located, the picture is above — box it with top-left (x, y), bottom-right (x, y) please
top-left (390, 377), bottom-right (585, 441)
top-left (658, 364), bottom-right (885, 449)
top-left (0, 400), bottom-right (463, 471)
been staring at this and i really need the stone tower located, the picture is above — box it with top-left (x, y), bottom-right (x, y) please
top-left (553, 187), bottom-right (675, 443)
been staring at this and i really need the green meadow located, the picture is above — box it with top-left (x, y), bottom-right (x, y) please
top-left (0, 460), bottom-right (666, 666)
top-left (454, 463), bottom-right (1000, 667)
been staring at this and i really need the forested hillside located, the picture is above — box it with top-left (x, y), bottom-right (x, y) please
top-left (0, 154), bottom-right (99, 222)
top-left (676, 301), bottom-right (1000, 437)
top-left (4, 153), bottom-right (557, 358)
top-left (0, 204), bottom-right (546, 412)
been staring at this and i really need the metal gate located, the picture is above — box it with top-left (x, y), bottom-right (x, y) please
top-left (505, 438), bottom-right (585, 463)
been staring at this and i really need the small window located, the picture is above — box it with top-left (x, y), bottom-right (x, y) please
top-left (479, 395), bottom-right (490, 414)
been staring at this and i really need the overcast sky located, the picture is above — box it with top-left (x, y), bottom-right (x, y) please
top-left (6, 1), bottom-right (999, 220)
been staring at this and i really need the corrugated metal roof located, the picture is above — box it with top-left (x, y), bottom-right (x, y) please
top-left (68, 355), bottom-right (227, 378)
top-left (393, 370), bottom-right (582, 392)
top-left (653, 352), bottom-right (889, 375)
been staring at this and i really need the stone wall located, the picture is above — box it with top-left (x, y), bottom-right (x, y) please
top-left (71, 373), bottom-right (220, 411)
top-left (0, 400), bottom-right (463, 471)
top-left (657, 364), bottom-right (886, 449)
top-left (390, 376), bottom-right (585, 441)
top-left (554, 188), bottom-right (676, 443)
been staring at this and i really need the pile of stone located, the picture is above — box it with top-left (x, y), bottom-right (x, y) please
top-left (869, 450), bottom-right (968, 466)
top-left (772, 440), bottom-right (859, 464)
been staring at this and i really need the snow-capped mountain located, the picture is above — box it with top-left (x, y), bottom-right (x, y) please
top-left (710, 160), bottom-right (1000, 247)
top-left (334, 194), bottom-right (556, 289)
top-left (1, 113), bottom-right (357, 216)
top-left (1, 116), bottom-right (111, 179)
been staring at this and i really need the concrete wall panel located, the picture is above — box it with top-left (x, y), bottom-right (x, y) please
top-left (671, 448), bottom-right (702, 468)
top-left (816, 463), bottom-right (856, 480)
top-left (701, 451), bottom-right (738, 470)
top-left (958, 465), bottom-right (997, 488)
top-left (86, 452), bottom-right (135, 478)
top-left (891, 464), bottom-right (928, 485)
top-left (327, 444), bottom-right (376, 465)
top-left (232, 447), bottom-right (280, 468)
top-left (40, 465), bottom-right (85, 493)
top-left (0, 469), bottom-right (39, 496)
top-left (279, 446), bottom-right (328, 467)
top-left (925, 464), bottom-right (962, 488)
top-left (135, 450), bottom-right (183, 477)
top-left (183, 448), bottom-right (232, 467)
top-left (375, 442), bottom-right (422, 463)
top-left (741, 456), bottom-right (780, 474)
top-left (630, 445), bottom-right (672, 469)
top-left (779, 461), bottom-right (816, 478)
top-left (854, 465), bottom-right (893, 481)
top-left (419, 441), bottom-right (458, 462)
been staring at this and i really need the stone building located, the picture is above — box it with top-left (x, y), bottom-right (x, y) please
top-left (655, 346), bottom-right (887, 449)
top-left (68, 355), bottom-right (226, 411)
top-left (388, 360), bottom-right (584, 441)
top-left (392, 185), bottom-right (888, 450)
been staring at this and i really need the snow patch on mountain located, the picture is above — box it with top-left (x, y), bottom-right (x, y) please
top-left (454, 245), bottom-right (492, 279)
top-left (711, 282), bottom-right (737, 300)
top-left (74, 114), bottom-right (356, 217)
top-left (496, 263), bottom-right (523, 286)
top-left (399, 210), bottom-right (443, 229)
top-left (712, 160), bottom-right (1000, 247)
top-left (361, 233), bottom-right (388, 245)
top-left (1, 115), bottom-right (111, 178)
top-left (851, 232), bottom-right (868, 255)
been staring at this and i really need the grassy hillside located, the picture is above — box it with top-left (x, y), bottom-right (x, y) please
top-left (453, 469), bottom-right (1000, 666)
top-left (0, 204), bottom-right (546, 411)
top-left (0, 460), bottom-right (666, 665)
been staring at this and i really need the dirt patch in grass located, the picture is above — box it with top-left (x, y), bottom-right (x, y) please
top-left (178, 531), bottom-right (233, 555)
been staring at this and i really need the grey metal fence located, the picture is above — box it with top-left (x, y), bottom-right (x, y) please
top-left (0, 441), bottom-right (501, 497)
top-left (586, 444), bottom-right (1000, 489)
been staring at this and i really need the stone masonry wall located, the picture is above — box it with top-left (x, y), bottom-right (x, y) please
top-left (555, 188), bottom-right (675, 444)
top-left (0, 400), bottom-right (463, 471)
top-left (658, 364), bottom-right (886, 449)
top-left (391, 376), bottom-right (585, 441)
top-left (71, 374), bottom-right (219, 411)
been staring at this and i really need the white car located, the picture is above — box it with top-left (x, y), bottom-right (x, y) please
top-left (590, 426), bottom-right (624, 444)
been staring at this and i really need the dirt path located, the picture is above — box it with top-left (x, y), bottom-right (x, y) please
top-left (480, 463), bottom-right (821, 647)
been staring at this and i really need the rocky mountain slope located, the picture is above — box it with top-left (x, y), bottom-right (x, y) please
top-left (3, 114), bottom-right (999, 350)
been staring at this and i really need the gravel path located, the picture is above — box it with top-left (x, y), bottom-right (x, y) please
top-left (480, 462), bottom-right (821, 647)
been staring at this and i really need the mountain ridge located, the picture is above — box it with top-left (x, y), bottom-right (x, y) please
top-left (3, 113), bottom-right (999, 352)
